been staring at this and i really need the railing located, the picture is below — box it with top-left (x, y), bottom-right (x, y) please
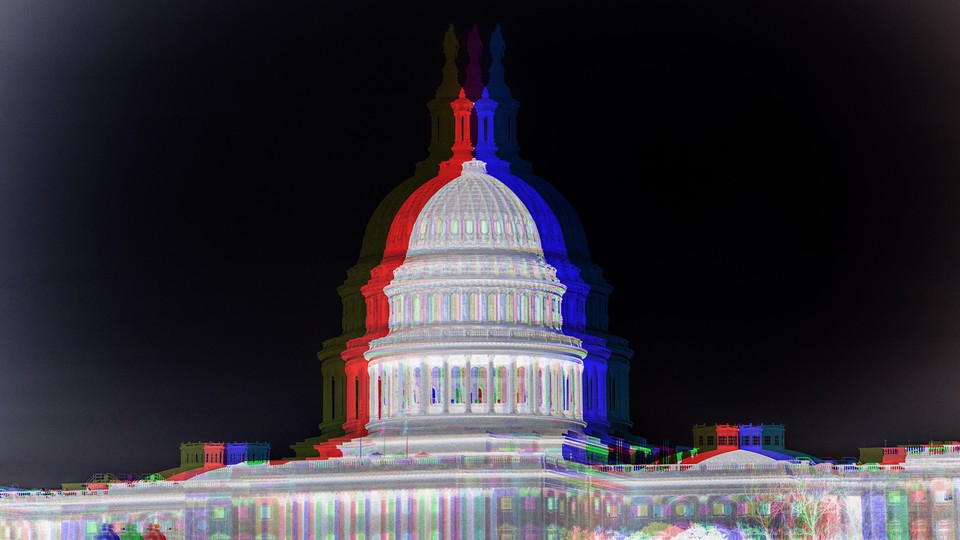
top-left (373, 326), bottom-right (582, 347)
top-left (903, 444), bottom-right (960, 456)
top-left (589, 461), bottom-right (909, 475)
top-left (297, 452), bottom-right (550, 474)
top-left (0, 489), bottom-right (110, 500)
top-left (0, 452), bottom-right (934, 501)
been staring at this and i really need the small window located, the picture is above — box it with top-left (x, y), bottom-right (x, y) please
top-left (698, 436), bottom-right (704, 446)
top-left (712, 503), bottom-right (732, 516)
top-left (742, 436), bottom-right (749, 446)
top-left (764, 436), bottom-right (771, 446)
top-left (774, 436), bottom-right (780, 446)
top-left (499, 497), bottom-right (512, 511)
top-left (707, 436), bottom-right (714, 445)
top-left (753, 436), bottom-right (761, 445)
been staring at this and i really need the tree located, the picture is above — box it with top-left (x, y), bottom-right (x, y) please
top-left (736, 465), bottom-right (846, 539)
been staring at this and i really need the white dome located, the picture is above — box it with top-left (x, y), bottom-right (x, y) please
top-left (407, 160), bottom-right (542, 255)
top-left (696, 450), bottom-right (779, 466)
top-left (363, 159), bottom-right (586, 440)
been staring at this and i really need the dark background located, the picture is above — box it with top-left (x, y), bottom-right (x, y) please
top-left (3, 1), bottom-right (960, 489)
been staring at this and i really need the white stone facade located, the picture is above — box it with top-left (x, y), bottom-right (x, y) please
top-left (364, 161), bottom-right (586, 438)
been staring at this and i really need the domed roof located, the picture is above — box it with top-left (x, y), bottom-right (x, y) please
top-left (407, 160), bottom-right (541, 255)
top-left (694, 449), bottom-right (779, 465)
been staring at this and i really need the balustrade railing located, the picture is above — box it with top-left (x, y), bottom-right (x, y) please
top-left (0, 450), bottom-right (940, 501)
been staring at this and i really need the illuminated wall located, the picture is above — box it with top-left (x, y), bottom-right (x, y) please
top-left (5, 457), bottom-right (960, 539)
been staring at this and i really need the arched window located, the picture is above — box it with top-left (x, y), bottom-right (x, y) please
top-left (392, 365), bottom-right (402, 415)
top-left (441, 294), bottom-right (450, 322)
top-left (392, 294), bottom-right (402, 326)
top-left (431, 295), bottom-right (441, 323)
top-left (470, 366), bottom-right (479, 404)
top-left (451, 366), bottom-right (464, 404)
top-left (413, 367), bottom-right (422, 406)
top-left (516, 366), bottom-right (527, 407)
top-left (495, 366), bottom-right (507, 404)
top-left (539, 368), bottom-right (548, 414)
top-left (452, 293), bottom-right (463, 321)
top-left (471, 366), bottom-right (487, 404)
top-left (413, 295), bottom-right (422, 324)
top-left (477, 366), bottom-right (487, 403)
top-left (551, 367), bottom-right (558, 412)
top-left (431, 366), bottom-right (441, 405)
top-left (385, 370), bottom-right (393, 415)
top-left (377, 376), bottom-right (383, 419)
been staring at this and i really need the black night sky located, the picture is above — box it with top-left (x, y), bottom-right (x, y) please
top-left (3, 1), bottom-right (960, 489)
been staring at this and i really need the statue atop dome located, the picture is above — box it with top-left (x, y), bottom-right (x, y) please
top-left (437, 24), bottom-right (460, 99)
top-left (464, 24), bottom-right (485, 101)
